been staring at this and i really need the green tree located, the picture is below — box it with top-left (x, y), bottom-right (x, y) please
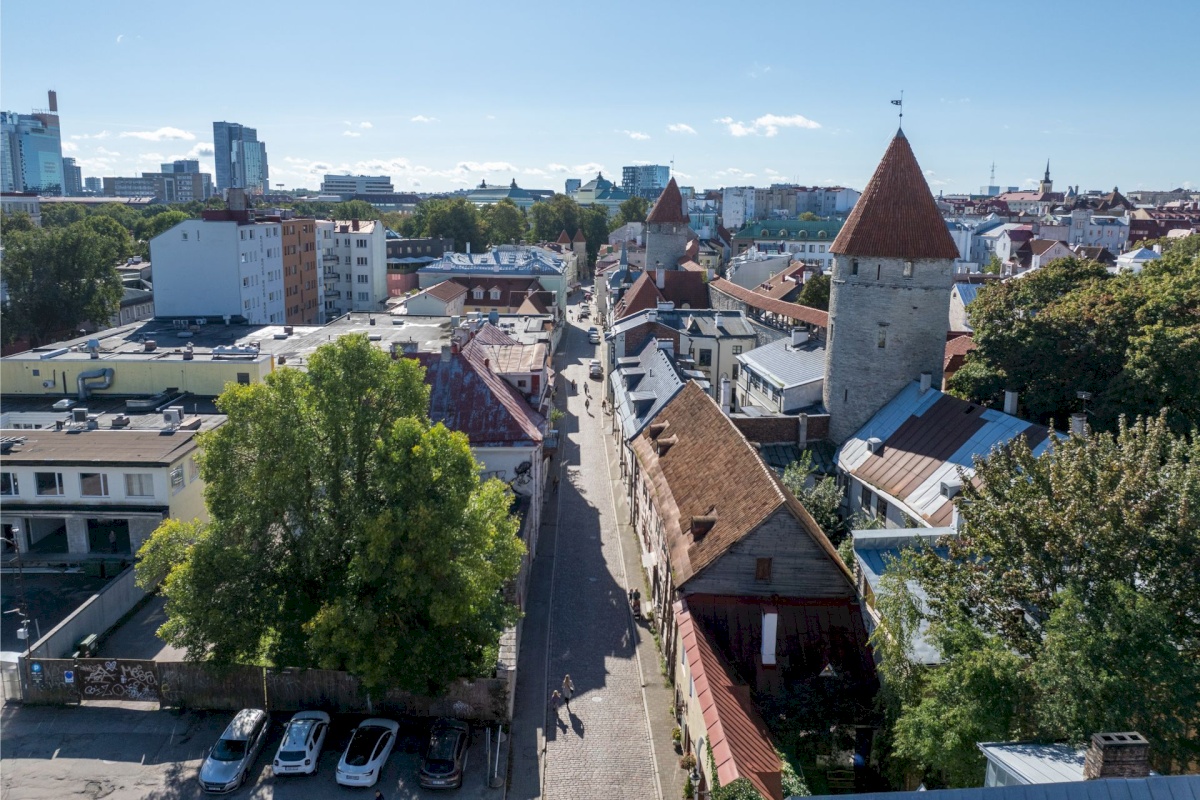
top-left (136, 336), bottom-right (524, 693)
top-left (482, 199), bottom-right (526, 245)
top-left (421, 198), bottom-right (486, 252)
top-left (89, 202), bottom-right (142, 234)
top-left (711, 778), bottom-right (765, 800)
top-left (331, 199), bottom-right (380, 220)
top-left (795, 273), bottom-right (830, 310)
top-left (609, 195), bottom-right (649, 231)
top-left (798, 211), bottom-right (819, 221)
top-left (0, 210), bottom-right (36, 235)
top-left (782, 451), bottom-right (844, 542)
top-left (78, 215), bottom-right (136, 261)
top-left (39, 202), bottom-right (89, 228)
top-left (578, 204), bottom-right (611, 266)
top-left (982, 254), bottom-right (1003, 274)
top-left (529, 193), bottom-right (581, 244)
top-left (0, 223), bottom-right (124, 345)
top-left (136, 210), bottom-right (190, 244)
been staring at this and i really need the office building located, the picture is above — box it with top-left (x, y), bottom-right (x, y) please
top-left (102, 169), bottom-right (212, 203)
top-left (565, 178), bottom-right (581, 195)
top-left (61, 157), bottom-right (83, 196)
top-left (319, 174), bottom-right (394, 198)
top-left (212, 121), bottom-right (269, 194)
top-left (84, 177), bottom-right (101, 194)
top-left (1, 91), bottom-right (64, 195)
top-left (161, 159), bottom-right (200, 174)
top-left (622, 164), bottom-right (670, 201)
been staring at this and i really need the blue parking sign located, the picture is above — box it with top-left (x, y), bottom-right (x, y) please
top-left (64, 670), bottom-right (75, 684)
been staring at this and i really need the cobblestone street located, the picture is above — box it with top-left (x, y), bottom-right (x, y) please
top-left (508, 302), bottom-right (666, 800)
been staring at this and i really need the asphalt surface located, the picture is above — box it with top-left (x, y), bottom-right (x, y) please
top-left (0, 571), bottom-right (110, 660)
top-left (0, 705), bottom-right (501, 800)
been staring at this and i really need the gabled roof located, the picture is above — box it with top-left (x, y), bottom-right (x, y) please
top-left (676, 601), bottom-right (783, 800)
top-left (952, 282), bottom-right (980, 306)
top-left (417, 347), bottom-right (544, 447)
top-left (737, 336), bottom-right (826, 390)
top-left (756, 262), bottom-right (808, 301)
top-left (836, 382), bottom-right (1053, 527)
top-left (830, 130), bottom-right (961, 260)
top-left (614, 273), bottom-right (665, 319)
top-left (1029, 239), bottom-right (1068, 256)
top-left (424, 280), bottom-right (469, 302)
top-left (647, 177), bottom-right (689, 224)
top-left (709, 278), bottom-right (829, 327)
top-left (630, 382), bottom-right (851, 587)
top-left (470, 321), bottom-right (520, 345)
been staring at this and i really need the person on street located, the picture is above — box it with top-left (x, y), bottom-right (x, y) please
top-left (561, 674), bottom-right (575, 708)
top-left (550, 689), bottom-right (563, 714)
top-left (584, 398), bottom-right (591, 413)
top-left (375, 791), bottom-right (384, 800)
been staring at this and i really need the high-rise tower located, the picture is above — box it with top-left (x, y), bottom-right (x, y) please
top-left (213, 121), bottom-right (269, 195)
top-left (822, 129), bottom-right (961, 444)
top-left (644, 177), bottom-right (689, 271)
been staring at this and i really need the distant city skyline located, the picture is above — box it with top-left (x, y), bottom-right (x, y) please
top-left (2, 0), bottom-right (1197, 196)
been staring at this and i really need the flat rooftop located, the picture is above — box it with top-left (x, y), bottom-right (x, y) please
top-left (1, 426), bottom-right (203, 466)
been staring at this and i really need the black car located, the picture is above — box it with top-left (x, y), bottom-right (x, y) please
top-left (418, 718), bottom-right (470, 789)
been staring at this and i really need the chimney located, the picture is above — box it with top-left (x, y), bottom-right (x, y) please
top-left (450, 341), bottom-right (460, 355)
top-left (689, 514), bottom-right (716, 540)
top-left (1083, 733), bottom-right (1150, 780)
top-left (791, 328), bottom-right (809, 347)
top-left (657, 338), bottom-right (674, 355)
top-left (227, 188), bottom-right (247, 211)
top-left (919, 372), bottom-right (932, 394)
top-left (719, 377), bottom-right (732, 415)
top-left (656, 268), bottom-right (665, 290)
top-left (713, 312), bottom-right (723, 329)
top-left (352, 219), bottom-right (359, 231)
top-left (1004, 390), bottom-right (1019, 416)
top-left (656, 434), bottom-right (678, 456)
top-left (466, 241), bottom-right (471, 255)
top-left (760, 606), bottom-right (779, 667)
top-left (440, 344), bottom-right (451, 362)
top-left (48, 90), bottom-right (58, 112)
top-left (648, 421), bottom-right (669, 440)
top-left (1071, 412), bottom-right (1088, 437)
top-left (647, 309), bottom-right (657, 323)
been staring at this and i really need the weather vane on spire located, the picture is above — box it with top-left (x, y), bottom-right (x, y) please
top-left (891, 90), bottom-right (904, 124)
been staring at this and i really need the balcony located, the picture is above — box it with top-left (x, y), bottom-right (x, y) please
top-left (322, 254), bottom-right (340, 265)
top-left (325, 288), bottom-right (340, 298)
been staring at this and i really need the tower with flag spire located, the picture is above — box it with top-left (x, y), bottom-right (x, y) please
top-left (823, 128), bottom-right (961, 444)
top-left (1039, 160), bottom-right (1053, 194)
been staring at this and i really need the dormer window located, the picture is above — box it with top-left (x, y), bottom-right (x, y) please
top-left (490, 288), bottom-right (501, 300)
top-left (473, 287), bottom-right (484, 300)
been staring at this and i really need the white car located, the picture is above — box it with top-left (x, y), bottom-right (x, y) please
top-left (198, 708), bottom-right (270, 793)
top-left (335, 717), bottom-right (398, 787)
top-left (272, 710), bottom-right (330, 776)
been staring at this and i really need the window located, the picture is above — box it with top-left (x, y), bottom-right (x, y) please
top-left (755, 557), bottom-right (773, 582)
top-left (876, 493), bottom-right (889, 520)
top-left (732, 345), bottom-right (742, 355)
top-left (170, 466), bottom-right (185, 492)
top-left (237, 372), bottom-right (250, 385)
top-left (356, 257), bottom-right (367, 266)
top-left (850, 258), bottom-right (859, 276)
top-left (1, 472), bottom-right (17, 496)
top-left (490, 288), bottom-right (502, 300)
top-left (356, 238), bottom-right (367, 247)
top-left (473, 287), bottom-right (484, 300)
top-left (357, 274), bottom-right (369, 283)
top-left (35, 472), bottom-right (64, 496)
top-left (860, 483), bottom-right (871, 510)
top-left (903, 260), bottom-right (914, 278)
top-left (877, 326), bottom-right (887, 348)
top-left (876, 263), bottom-right (882, 280)
top-left (80, 473), bottom-right (109, 497)
top-left (357, 291), bottom-right (369, 301)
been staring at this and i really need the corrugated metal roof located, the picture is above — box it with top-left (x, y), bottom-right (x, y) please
top-left (805, 775), bottom-right (1200, 800)
top-left (954, 282), bottom-right (980, 306)
top-left (978, 743), bottom-right (1085, 784)
top-left (738, 337), bottom-right (826, 390)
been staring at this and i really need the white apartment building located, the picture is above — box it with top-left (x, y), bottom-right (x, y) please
top-left (150, 213), bottom-right (285, 324)
top-left (319, 219), bottom-right (388, 318)
top-left (319, 174), bottom-right (395, 197)
top-left (721, 186), bottom-right (756, 229)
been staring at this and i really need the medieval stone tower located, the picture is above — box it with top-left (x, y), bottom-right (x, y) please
top-left (823, 129), bottom-right (961, 444)
top-left (644, 177), bottom-right (689, 271)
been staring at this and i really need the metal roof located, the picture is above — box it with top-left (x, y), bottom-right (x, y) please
top-left (978, 742), bottom-right (1085, 784)
top-left (737, 337), bottom-right (826, 390)
top-left (610, 341), bottom-right (688, 441)
top-left (805, 775), bottom-right (1200, 800)
top-left (954, 282), bottom-right (980, 306)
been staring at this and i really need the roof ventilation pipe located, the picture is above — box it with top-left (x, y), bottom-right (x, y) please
top-left (77, 368), bottom-right (114, 400)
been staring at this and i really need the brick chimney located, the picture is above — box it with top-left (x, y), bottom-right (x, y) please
top-left (689, 514), bottom-right (716, 540)
top-left (1083, 732), bottom-right (1150, 780)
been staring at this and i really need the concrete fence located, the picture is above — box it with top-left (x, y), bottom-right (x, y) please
top-left (27, 567), bottom-right (147, 660)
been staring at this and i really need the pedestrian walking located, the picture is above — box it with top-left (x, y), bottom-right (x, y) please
top-left (375, 791), bottom-right (385, 800)
top-left (584, 398), bottom-right (591, 413)
top-left (584, 383), bottom-right (590, 397)
top-left (572, 379), bottom-right (577, 394)
top-left (561, 674), bottom-right (575, 708)
top-left (550, 689), bottom-right (563, 713)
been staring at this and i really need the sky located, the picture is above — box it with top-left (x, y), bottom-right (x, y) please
top-left (3, 0), bottom-right (1198, 196)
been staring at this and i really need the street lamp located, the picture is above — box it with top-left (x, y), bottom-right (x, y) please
top-left (690, 766), bottom-right (710, 800)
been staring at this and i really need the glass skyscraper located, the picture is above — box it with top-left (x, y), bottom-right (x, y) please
top-left (1, 92), bottom-right (64, 195)
top-left (212, 121), bottom-right (268, 195)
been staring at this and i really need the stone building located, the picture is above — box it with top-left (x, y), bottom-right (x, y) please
top-left (644, 177), bottom-right (690, 272)
top-left (822, 130), bottom-right (961, 444)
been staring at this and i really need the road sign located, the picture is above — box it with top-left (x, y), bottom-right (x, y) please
top-left (30, 661), bottom-right (43, 683)
top-left (64, 670), bottom-right (75, 684)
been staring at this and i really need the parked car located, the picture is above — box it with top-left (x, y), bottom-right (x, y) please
top-left (199, 708), bottom-right (270, 793)
top-left (272, 710), bottom-right (330, 776)
top-left (588, 326), bottom-right (600, 344)
top-left (418, 718), bottom-right (471, 789)
top-left (589, 360), bottom-right (603, 379)
top-left (336, 718), bottom-right (399, 787)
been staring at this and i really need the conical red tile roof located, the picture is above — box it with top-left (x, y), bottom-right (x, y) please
top-left (647, 177), bottom-right (689, 224)
top-left (831, 130), bottom-right (960, 260)
top-left (572, 228), bottom-right (586, 242)
top-left (556, 230), bottom-right (571, 244)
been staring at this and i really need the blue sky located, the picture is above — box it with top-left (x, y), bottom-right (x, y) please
top-left (4, 0), bottom-right (1197, 195)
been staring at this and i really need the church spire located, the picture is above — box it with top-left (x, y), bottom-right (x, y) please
top-left (1044, 159), bottom-right (1051, 182)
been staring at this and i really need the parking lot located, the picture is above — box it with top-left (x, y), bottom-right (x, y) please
top-left (0, 704), bottom-right (502, 800)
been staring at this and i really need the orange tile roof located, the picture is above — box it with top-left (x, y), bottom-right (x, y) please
top-left (572, 228), bottom-right (586, 243)
top-left (556, 230), bottom-right (571, 244)
top-left (647, 177), bottom-right (690, 224)
top-left (424, 279), bottom-right (469, 302)
top-left (710, 278), bottom-right (829, 327)
top-left (676, 600), bottom-right (783, 800)
top-left (830, 130), bottom-right (961, 260)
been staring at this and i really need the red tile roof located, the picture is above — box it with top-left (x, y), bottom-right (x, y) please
top-left (556, 230), bottom-right (571, 244)
top-left (416, 347), bottom-right (544, 446)
top-left (709, 278), bottom-right (829, 327)
top-left (647, 177), bottom-right (690, 224)
top-left (676, 600), bottom-right (783, 800)
top-left (572, 228), bottom-right (586, 243)
top-left (615, 270), bottom-right (711, 320)
top-left (830, 130), bottom-right (961, 260)
top-left (424, 280), bottom-right (469, 302)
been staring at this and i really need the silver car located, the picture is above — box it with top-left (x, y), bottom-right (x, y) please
top-left (199, 708), bottom-right (270, 793)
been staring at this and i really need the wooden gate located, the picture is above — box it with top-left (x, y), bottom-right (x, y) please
top-left (76, 659), bottom-right (160, 702)
top-left (20, 658), bottom-right (79, 705)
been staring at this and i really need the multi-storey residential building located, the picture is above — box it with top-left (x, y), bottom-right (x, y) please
top-left (0, 91), bottom-right (63, 195)
top-left (102, 175), bottom-right (157, 197)
top-left (318, 219), bottom-right (388, 318)
top-left (104, 170), bottom-right (213, 203)
top-left (418, 245), bottom-right (576, 310)
top-left (319, 174), bottom-right (394, 197)
top-left (150, 201), bottom-right (286, 324)
top-left (61, 157), bottom-right (82, 196)
top-left (731, 219), bottom-right (843, 270)
top-left (622, 164), bottom-right (670, 200)
top-left (721, 187), bottom-right (757, 229)
top-left (212, 121), bottom-right (268, 194)
top-left (278, 217), bottom-right (321, 324)
top-left (0, 193), bottom-right (42, 226)
top-left (159, 159), bottom-right (213, 202)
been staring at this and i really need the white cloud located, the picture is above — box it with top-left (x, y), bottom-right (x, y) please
top-left (619, 130), bottom-right (651, 141)
top-left (714, 167), bottom-right (756, 179)
top-left (485, 114), bottom-right (496, 120)
top-left (62, 141), bottom-right (79, 153)
top-left (95, 147), bottom-right (121, 156)
top-left (71, 131), bottom-right (111, 140)
top-left (715, 113), bottom-right (821, 137)
top-left (186, 142), bottom-right (214, 158)
top-left (456, 161), bottom-right (518, 173)
top-left (359, 121), bottom-right (372, 129)
top-left (667, 123), bottom-right (697, 135)
top-left (119, 127), bottom-right (196, 142)
top-left (674, 171), bottom-right (693, 180)
top-left (343, 131), bottom-right (361, 137)
top-left (116, 34), bottom-right (123, 44)
top-left (548, 163), bottom-right (570, 173)
top-left (410, 115), bottom-right (438, 123)
top-left (523, 167), bottom-right (548, 176)
top-left (572, 162), bottom-right (604, 175)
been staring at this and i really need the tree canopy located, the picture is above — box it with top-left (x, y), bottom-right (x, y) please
top-left (481, 199), bottom-right (526, 245)
top-left (331, 199), bottom-right (380, 221)
top-left (609, 195), bottom-right (649, 231)
top-left (135, 336), bottom-right (525, 693)
top-left (947, 243), bottom-right (1200, 434)
top-left (0, 222), bottom-right (125, 345)
top-left (875, 414), bottom-right (1200, 785)
top-left (795, 273), bottom-right (830, 311)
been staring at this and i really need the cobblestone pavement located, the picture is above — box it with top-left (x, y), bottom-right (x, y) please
top-left (508, 303), bottom-right (661, 800)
